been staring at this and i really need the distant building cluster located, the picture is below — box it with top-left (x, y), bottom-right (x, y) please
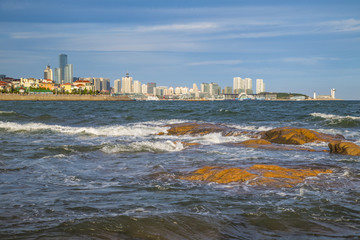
top-left (0, 53), bottom-right (338, 100)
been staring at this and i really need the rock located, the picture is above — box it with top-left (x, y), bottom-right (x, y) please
top-left (165, 122), bottom-right (259, 137)
top-left (233, 139), bottom-right (326, 153)
top-left (166, 123), bottom-right (227, 136)
top-left (261, 127), bottom-right (343, 145)
top-left (238, 139), bottom-right (272, 146)
top-left (179, 164), bottom-right (332, 188)
top-left (328, 141), bottom-right (360, 156)
top-left (180, 166), bottom-right (257, 184)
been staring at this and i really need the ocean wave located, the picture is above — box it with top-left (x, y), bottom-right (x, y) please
top-left (0, 110), bottom-right (16, 114)
top-left (310, 112), bottom-right (360, 127)
top-left (0, 120), bottom-right (167, 137)
top-left (101, 140), bottom-right (184, 153)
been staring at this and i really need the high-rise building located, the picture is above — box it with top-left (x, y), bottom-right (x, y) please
top-left (59, 54), bottom-right (67, 82)
top-left (93, 78), bottom-right (101, 92)
top-left (54, 68), bottom-right (61, 84)
top-left (141, 84), bottom-right (148, 94)
top-left (147, 82), bottom-right (156, 95)
top-left (209, 82), bottom-right (221, 96)
top-left (256, 79), bottom-right (265, 94)
top-left (244, 78), bottom-right (252, 94)
top-left (133, 80), bottom-right (142, 93)
top-left (101, 78), bottom-right (110, 91)
top-left (44, 65), bottom-right (53, 80)
top-left (64, 64), bottom-right (73, 83)
top-left (233, 77), bottom-right (253, 94)
top-left (233, 77), bottom-right (241, 93)
top-left (121, 73), bottom-right (133, 93)
top-left (201, 83), bottom-right (210, 93)
top-left (114, 79), bottom-right (121, 93)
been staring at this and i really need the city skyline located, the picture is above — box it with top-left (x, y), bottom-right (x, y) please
top-left (0, 0), bottom-right (359, 99)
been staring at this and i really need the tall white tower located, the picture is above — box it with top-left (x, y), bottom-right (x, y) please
top-left (256, 79), bottom-right (265, 94)
top-left (114, 79), bottom-right (121, 93)
top-left (313, 91), bottom-right (317, 99)
top-left (121, 72), bottom-right (133, 93)
top-left (331, 88), bottom-right (336, 99)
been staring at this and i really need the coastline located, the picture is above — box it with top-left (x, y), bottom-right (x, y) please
top-left (0, 94), bottom-right (344, 101)
top-left (0, 94), bottom-right (133, 101)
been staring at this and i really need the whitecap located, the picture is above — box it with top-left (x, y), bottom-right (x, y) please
top-left (101, 140), bottom-right (184, 153)
top-left (0, 120), bottom-right (168, 137)
top-left (0, 110), bottom-right (15, 114)
top-left (310, 112), bottom-right (360, 120)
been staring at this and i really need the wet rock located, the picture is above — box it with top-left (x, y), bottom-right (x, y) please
top-left (261, 127), bottom-right (343, 145)
top-left (238, 139), bottom-right (272, 146)
top-left (166, 123), bottom-right (226, 136)
top-left (179, 164), bottom-right (332, 188)
top-left (233, 139), bottom-right (326, 152)
top-left (180, 166), bottom-right (257, 184)
top-left (164, 122), bottom-right (258, 137)
top-left (328, 141), bottom-right (360, 156)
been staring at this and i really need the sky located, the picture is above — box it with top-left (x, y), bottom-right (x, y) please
top-left (0, 0), bottom-right (359, 99)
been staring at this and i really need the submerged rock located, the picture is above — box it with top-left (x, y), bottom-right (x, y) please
top-left (233, 139), bottom-right (327, 153)
top-left (179, 164), bottom-right (332, 188)
top-left (328, 141), bottom-right (360, 156)
top-left (261, 127), bottom-right (343, 145)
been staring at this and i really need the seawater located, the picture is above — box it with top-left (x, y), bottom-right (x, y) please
top-left (0, 100), bottom-right (359, 239)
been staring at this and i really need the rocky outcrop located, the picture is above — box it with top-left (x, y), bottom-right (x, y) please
top-left (179, 164), bottom-right (333, 188)
top-left (328, 141), bottom-right (360, 156)
top-left (161, 122), bottom-right (259, 137)
top-left (233, 139), bottom-right (328, 153)
top-left (261, 127), bottom-right (344, 145)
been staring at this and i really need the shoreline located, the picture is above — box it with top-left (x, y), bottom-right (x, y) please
top-left (0, 94), bottom-right (345, 101)
top-left (0, 94), bottom-right (133, 101)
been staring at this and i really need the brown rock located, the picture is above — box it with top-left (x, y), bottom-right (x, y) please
top-left (238, 139), bottom-right (272, 146)
top-left (166, 123), bottom-right (226, 136)
top-left (328, 141), bottom-right (360, 156)
top-left (179, 164), bottom-right (332, 188)
top-left (261, 127), bottom-right (342, 145)
top-left (165, 122), bottom-right (258, 137)
top-left (233, 139), bottom-right (324, 152)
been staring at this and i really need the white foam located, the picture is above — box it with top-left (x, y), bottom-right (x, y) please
top-left (195, 132), bottom-right (250, 145)
top-left (226, 123), bottom-right (273, 132)
top-left (101, 140), bottom-right (184, 153)
top-left (310, 112), bottom-right (360, 120)
top-left (0, 110), bottom-right (15, 114)
top-left (0, 121), bottom-right (167, 137)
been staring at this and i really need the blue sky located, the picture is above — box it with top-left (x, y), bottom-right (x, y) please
top-left (0, 0), bottom-right (359, 99)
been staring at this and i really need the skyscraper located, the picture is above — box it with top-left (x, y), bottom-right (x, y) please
top-left (44, 65), bottom-right (53, 80)
top-left (147, 82), bottom-right (156, 95)
top-left (233, 77), bottom-right (241, 93)
top-left (114, 79), bottom-right (121, 93)
top-left (133, 80), bottom-right (142, 93)
top-left (122, 73), bottom-right (133, 93)
top-left (256, 79), bottom-right (265, 94)
top-left (64, 64), bottom-right (73, 83)
top-left (101, 78), bottom-right (110, 91)
top-left (54, 68), bottom-right (61, 84)
top-left (59, 54), bottom-right (67, 82)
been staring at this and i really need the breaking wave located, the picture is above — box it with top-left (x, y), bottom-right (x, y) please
top-left (310, 112), bottom-right (360, 127)
top-left (0, 110), bottom-right (16, 114)
top-left (0, 120), bottom-right (167, 137)
top-left (101, 140), bottom-right (184, 153)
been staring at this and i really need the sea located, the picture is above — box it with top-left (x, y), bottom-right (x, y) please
top-left (0, 100), bottom-right (359, 239)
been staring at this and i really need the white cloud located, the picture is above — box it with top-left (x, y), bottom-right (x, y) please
top-left (283, 57), bottom-right (339, 64)
top-left (319, 18), bottom-right (360, 32)
top-left (188, 60), bottom-right (243, 66)
top-left (136, 22), bottom-right (219, 32)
